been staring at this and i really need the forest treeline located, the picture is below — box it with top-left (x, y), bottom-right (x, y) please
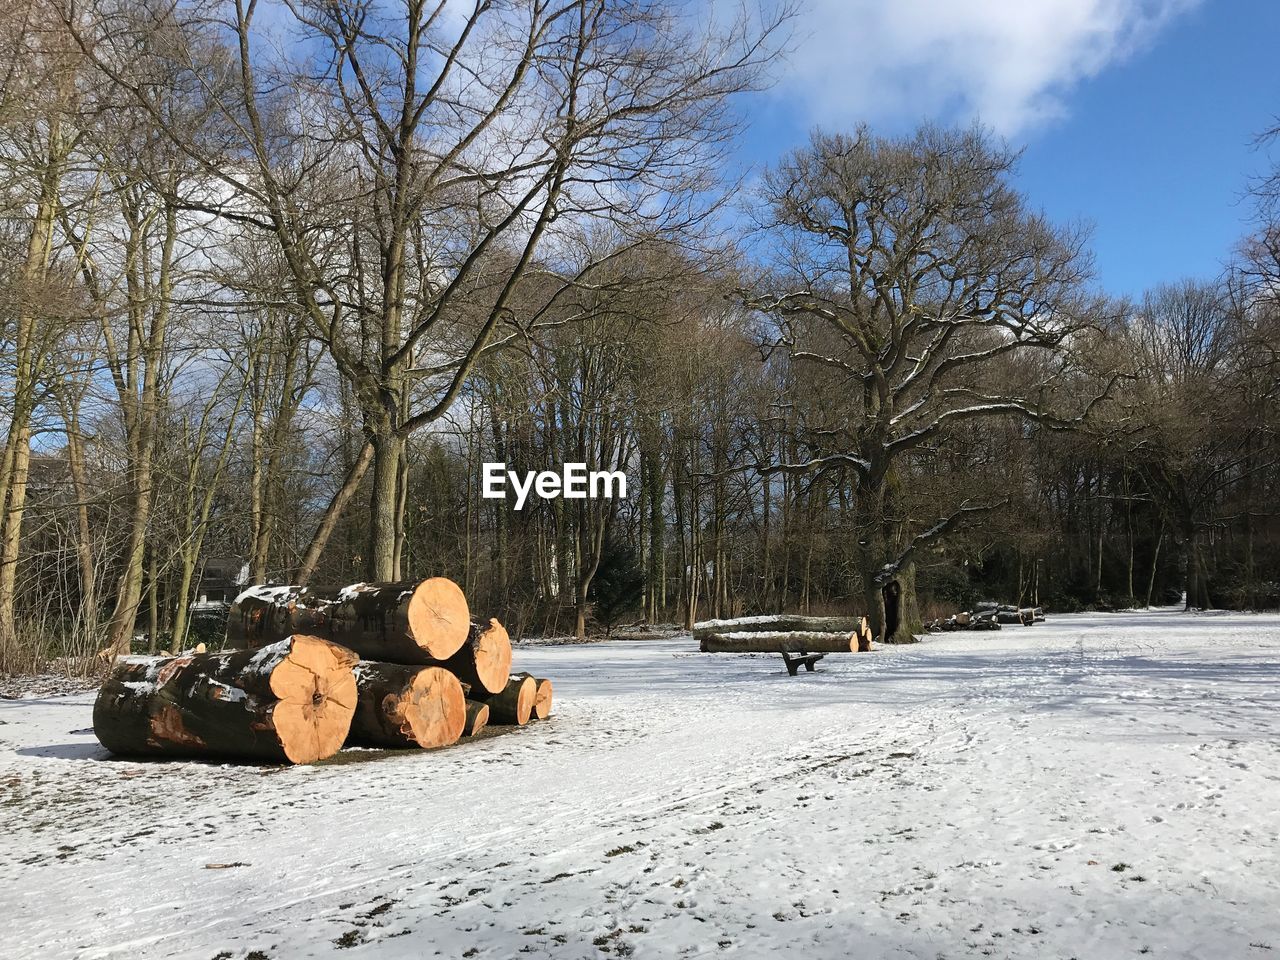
top-left (1, 1), bottom-right (1278, 670)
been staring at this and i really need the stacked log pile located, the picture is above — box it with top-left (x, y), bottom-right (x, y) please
top-left (695, 615), bottom-right (874, 653)
top-left (925, 602), bottom-right (1046, 633)
top-left (93, 577), bottom-right (553, 765)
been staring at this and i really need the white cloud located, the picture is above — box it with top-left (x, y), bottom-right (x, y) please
top-left (779, 0), bottom-right (1201, 135)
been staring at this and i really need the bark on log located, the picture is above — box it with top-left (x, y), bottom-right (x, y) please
top-left (692, 614), bottom-right (870, 641)
top-left (348, 662), bottom-right (466, 749)
top-left (327, 579), bottom-right (470, 662)
top-left (228, 579), bottom-right (472, 663)
top-left (225, 585), bottom-right (338, 650)
top-left (475, 674), bottom-right (535, 725)
top-left (995, 611), bottom-right (1032, 625)
top-left (93, 636), bottom-right (358, 764)
top-left (513, 673), bottom-right (553, 719)
top-left (425, 618), bottom-right (511, 695)
top-left (463, 700), bottom-right (489, 737)
top-left (698, 630), bottom-right (859, 653)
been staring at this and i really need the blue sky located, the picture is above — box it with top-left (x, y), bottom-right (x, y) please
top-left (735, 0), bottom-right (1280, 300)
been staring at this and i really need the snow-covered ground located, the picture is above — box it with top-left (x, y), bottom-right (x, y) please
top-left (2, 609), bottom-right (1279, 959)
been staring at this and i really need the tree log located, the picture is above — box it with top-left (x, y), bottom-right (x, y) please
top-left (228, 579), bottom-right (471, 662)
top-left (532, 678), bottom-right (553, 720)
top-left (995, 611), bottom-right (1032, 625)
top-left (327, 579), bottom-right (470, 662)
top-left (475, 674), bottom-right (535, 725)
top-left (463, 700), bottom-right (490, 737)
top-left (348, 662), bottom-right (466, 749)
top-left (93, 636), bottom-right (358, 764)
top-left (513, 673), bottom-right (553, 719)
top-left (699, 630), bottom-right (860, 653)
top-left (426, 618), bottom-right (511, 695)
top-left (225, 585), bottom-right (338, 649)
top-left (692, 614), bottom-right (870, 641)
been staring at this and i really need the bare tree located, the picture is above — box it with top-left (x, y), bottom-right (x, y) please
top-left (67, 0), bottom-right (788, 580)
top-left (750, 125), bottom-right (1104, 641)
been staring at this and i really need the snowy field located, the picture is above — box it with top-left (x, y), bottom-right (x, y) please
top-left (2, 609), bottom-right (1279, 960)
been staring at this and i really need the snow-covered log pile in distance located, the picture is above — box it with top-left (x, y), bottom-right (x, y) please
top-left (92, 578), bottom-right (552, 765)
top-left (694, 614), bottom-right (874, 653)
top-left (925, 603), bottom-right (1046, 633)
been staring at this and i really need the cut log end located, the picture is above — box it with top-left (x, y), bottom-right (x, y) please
top-left (856, 616), bottom-right (872, 653)
top-left (268, 635), bottom-right (359, 764)
top-left (407, 577), bottom-right (471, 660)
top-left (532, 678), bottom-right (553, 720)
top-left (471, 619), bottom-right (513, 695)
top-left (405, 666), bottom-right (466, 749)
top-left (463, 700), bottom-right (490, 737)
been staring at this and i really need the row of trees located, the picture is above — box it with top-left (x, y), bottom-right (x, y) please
top-left (2, 1), bottom-right (1277, 670)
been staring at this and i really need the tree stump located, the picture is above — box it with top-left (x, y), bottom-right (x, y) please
top-left (93, 636), bottom-right (358, 764)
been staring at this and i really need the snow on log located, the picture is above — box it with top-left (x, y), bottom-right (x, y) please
top-left (463, 700), bottom-right (490, 737)
top-left (425, 618), bottom-right (512, 695)
top-left (692, 614), bottom-right (870, 641)
top-left (698, 630), bottom-right (859, 654)
top-left (225, 585), bottom-right (334, 650)
top-left (995, 610), bottom-right (1033, 625)
top-left (475, 674), bottom-right (536, 725)
top-left (93, 636), bottom-right (358, 764)
top-left (226, 579), bottom-right (470, 662)
top-left (348, 662), bottom-right (466, 749)
top-left (326, 579), bottom-right (471, 663)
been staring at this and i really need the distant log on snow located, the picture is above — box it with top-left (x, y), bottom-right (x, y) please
top-left (93, 636), bottom-right (358, 764)
top-left (695, 614), bottom-right (872, 652)
top-left (347, 662), bottom-right (466, 749)
top-left (698, 630), bottom-right (862, 654)
top-left (226, 579), bottom-right (471, 663)
top-left (692, 614), bottom-right (868, 637)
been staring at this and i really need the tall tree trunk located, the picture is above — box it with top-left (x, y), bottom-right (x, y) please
top-left (296, 440), bottom-right (374, 585)
top-left (0, 128), bottom-right (63, 661)
top-left (64, 402), bottom-right (98, 637)
top-left (367, 425), bottom-right (402, 582)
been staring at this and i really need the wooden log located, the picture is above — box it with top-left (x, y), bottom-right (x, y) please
top-left (699, 630), bottom-right (858, 653)
top-left (463, 700), bottom-right (490, 737)
top-left (93, 636), bottom-right (358, 764)
top-left (348, 662), bottom-right (466, 749)
top-left (426, 618), bottom-right (512, 695)
top-left (226, 579), bottom-right (470, 663)
top-left (225, 585), bottom-right (333, 650)
top-left (327, 579), bottom-right (471, 663)
top-left (692, 614), bottom-right (870, 641)
top-left (531, 677), bottom-right (553, 720)
top-left (475, 674), bottom-right (536, 725)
